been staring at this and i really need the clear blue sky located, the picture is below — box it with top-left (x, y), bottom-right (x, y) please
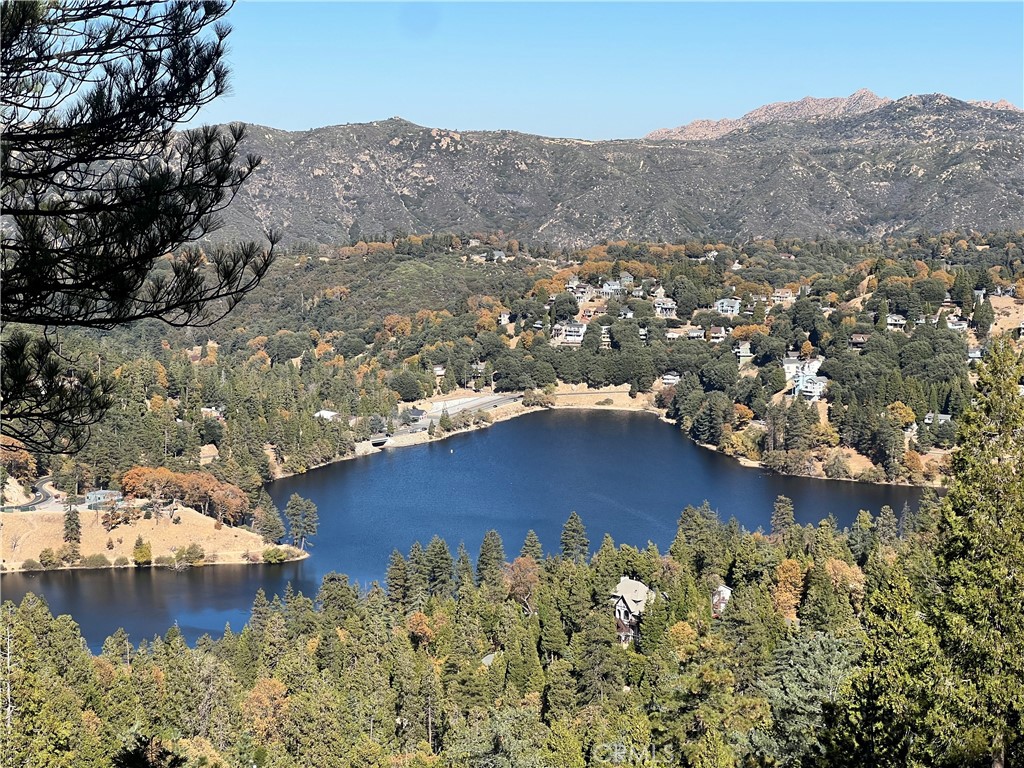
top-left (192, 2), bottom-right (1024, 139)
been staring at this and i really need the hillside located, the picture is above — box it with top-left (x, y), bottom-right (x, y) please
top-left (216, 93), bottom-right (1024, 248)
top-left (645, 88), bottom-right (894, 141)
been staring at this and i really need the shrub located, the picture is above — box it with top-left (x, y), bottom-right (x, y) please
top-left (113, 556), bottom-right (130, 567)
top-left (522, 389), bottom-right (555, 407)
top-left (132, 538), bottom-right (152, 566)
top-left (857, 465), bottom-right (888, 484)
top-left (57, 543), bottom-right (81, 564)
top-left (824, 452), bottom-right (852, 480)
top-left (154, 555), bottom-right (175, 566)
top-left (21, 559), bottom-right (42, 571)
top-left (38, 547), bottom-right (60, 569)
top-left (174, 542), bottom-right (205, 565)
top-left (81, 554), bottom-right (111, 568)
top-left (262, 547), bottom-right (289, 564)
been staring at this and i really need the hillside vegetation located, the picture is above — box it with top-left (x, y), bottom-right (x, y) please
top-left (215, 94), bottom-right (1024, 248)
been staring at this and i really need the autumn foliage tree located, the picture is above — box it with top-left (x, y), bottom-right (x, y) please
top-left (119, 466), bottom-right (248, 525)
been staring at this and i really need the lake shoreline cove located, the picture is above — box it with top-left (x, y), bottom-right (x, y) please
top-left (2, 408), bottom-right (923, 649)
top-left (274, 383), bottom-right (937, 492)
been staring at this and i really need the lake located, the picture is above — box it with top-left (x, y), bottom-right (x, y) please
top-left (0, 409), bottom-right (923, 649)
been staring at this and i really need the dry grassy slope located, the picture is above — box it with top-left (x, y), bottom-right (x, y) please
top-left (0, 506), bottom-right (278, 572)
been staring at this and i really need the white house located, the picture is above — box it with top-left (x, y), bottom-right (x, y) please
top-left (708, 326), bottom-right (728, 344)
top-left (735, 341), bottom-right (753, 365)
top-left (687, 328), bottom-right (706, 341)
top-left (772, 288), bottom-right (795, 304)
top-left (714, 297), bottom-right (742, 316)
top-left (662, 371), bottom-right (681, 387)
top-left (600, 280), bottom-right (625, 299)
top-left (783, 356), bottom-right (823, 383)
top-left (552, 321), bottom-right (586, 346)
top-left (711, 584), bottom-right (732, 618)
top-left (314, 409), bottom-right (341, 422)
top-left (794, 374), bottom-right (828, 401)
top-left (886, 314), bottom-right (907, 332)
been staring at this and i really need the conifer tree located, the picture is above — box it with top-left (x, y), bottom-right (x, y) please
top-left (770, 495), bottom-right (795, 537)
top-left (386, 550), bottom-right (409, 612)
top-left (931, 337), bottom-right (1024, 768)
top-left (454, 542), bottom-right (475, 593)
top-left (875, 504), bottom-right (899, 547)
top-left (63, 500), bottom-right (81, 544)
top-left (1, 0), bottom-right (278, 453)
top-left (847, 509), bottom-right (876, 566)
top-left (824, 563), bottom-right (943, 768)
top-left (560, 511), bottom-right (589, 563)
top-left (424, 535), bottom-right (454, 598)
top-left (253, 492), bottom-right (286, 544)
top-left (407, 542), bottom-right (429, 612)
top-left (476, 529), bottom-right (505, 590)
top-left (284, 493), bottom-right (318, 550)
top-left (520, 529), bottom-right (543, 561)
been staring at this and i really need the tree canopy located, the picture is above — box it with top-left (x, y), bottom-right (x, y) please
top-left (1, 0), bottom-right (277, 452)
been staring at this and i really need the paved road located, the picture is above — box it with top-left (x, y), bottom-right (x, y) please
top-left (1, 475), bottom-right (55, 511)
top-left (389, 393), bottom-right (523, 438)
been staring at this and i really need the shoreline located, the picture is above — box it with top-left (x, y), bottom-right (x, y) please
top-left (0, 504), bottom-right (307, 575)
top-left (3, 387), bottom-right (942, 576)
top-left (270, 384), bottom-right (940, 491)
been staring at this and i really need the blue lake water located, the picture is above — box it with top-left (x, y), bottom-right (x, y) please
top-left (0, 409), bottom-right (922, 649)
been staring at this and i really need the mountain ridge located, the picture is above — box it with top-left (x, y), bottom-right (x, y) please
top-left (217, 91), bottom-right (1024, 248)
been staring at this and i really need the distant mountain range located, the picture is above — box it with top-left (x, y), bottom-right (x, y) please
top-left (218, 92), bottom-right (1024, 248)
top-left (644, 89), bottom-right (1021, 141)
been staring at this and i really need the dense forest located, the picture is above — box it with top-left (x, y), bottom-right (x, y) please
top-left (2, 339), bottom-right (1022, 767)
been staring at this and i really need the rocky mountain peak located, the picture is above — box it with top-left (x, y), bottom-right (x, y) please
top-left (646, 89), bottom-right (894, 141)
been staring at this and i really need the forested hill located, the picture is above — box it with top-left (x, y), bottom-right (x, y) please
top-left (217, 93), bottom-right (1024, 248)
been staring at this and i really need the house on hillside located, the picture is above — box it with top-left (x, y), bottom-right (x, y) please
top-left (709, 326), bottom-right (728, 344)
top-left (886, 314), bottom-right (907, 332)
top-left (687, 328), bottom-right (706, 341)
top-left (611, 576), bottom-right (654, 645)
top-left (654, 297), bottom-right (678, 319)
top-left (198, 444), bottom-right (220, 466)
top-left (600, 280), bottom-right (625, 299)
top-left (783, 356), bottom-right (822, 383)
top-left (619, 271), bottom-right (634, 287)
top-left (849, 333), bottom-right (871, 350)
top-left (712, 584), bottom-right (733, 618)
top-left (552, 321), bottom-right (586, 346)
top-left (772, 288), bottom-right (795, 304)
top-left (86, 490), bottom-right (122, 507)
top-left (314, 409), bottom-right (340, 422)
top-left (794, 374), bottom-right (828, 402)
top-left (662, 371), bottom-right (681, 387)
top-left (714, 297), bottom-right (742, 316)
top-left (735, 341), bottom-right (753, 365)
